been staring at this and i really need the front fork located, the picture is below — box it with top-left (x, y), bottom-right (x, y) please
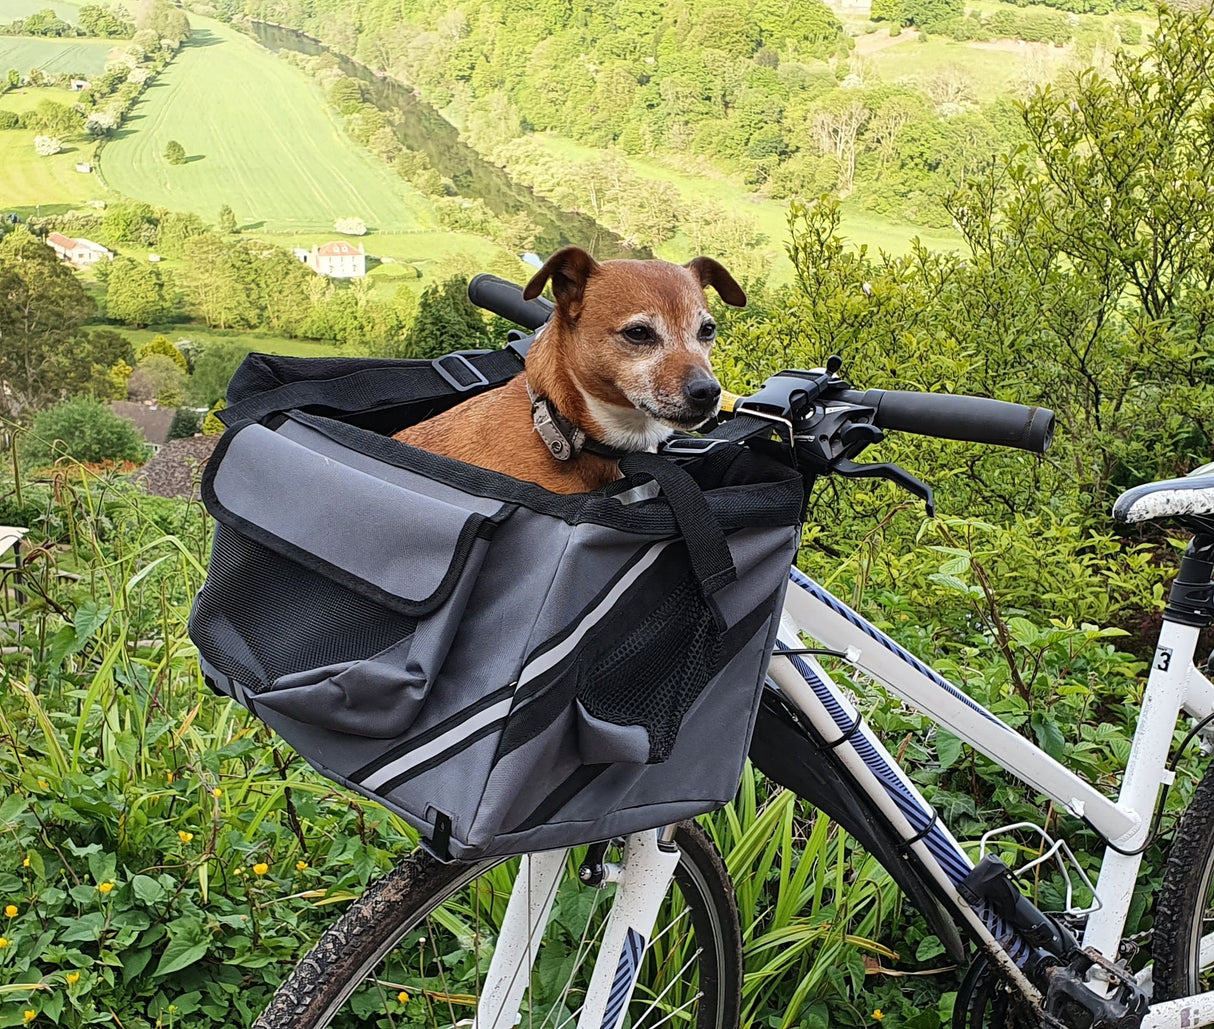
top-left (472, 828), bottom-right (680, 1029)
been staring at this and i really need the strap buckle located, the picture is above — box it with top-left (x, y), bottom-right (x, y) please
top-left (432, 352), bottom-right (491, 393)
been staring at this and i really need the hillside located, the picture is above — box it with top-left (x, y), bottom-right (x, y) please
top-left (99, 16), bottom-right (436, 234)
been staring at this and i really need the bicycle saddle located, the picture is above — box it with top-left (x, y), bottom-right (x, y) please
top-left (1113, 463), bottom-right (1214, 523)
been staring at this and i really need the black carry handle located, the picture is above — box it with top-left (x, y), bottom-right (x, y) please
top-left (837, 389), bottom-right (1055, 454)
top-left (619, 452), bottom-right (737, 602)
top-left (468, 274), bottom-right (554, 331)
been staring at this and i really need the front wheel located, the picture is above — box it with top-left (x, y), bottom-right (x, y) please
top-left (255, 821), bottom-right (742, 1029)
top-left (1152, 762), bottom-right (1214, 1000)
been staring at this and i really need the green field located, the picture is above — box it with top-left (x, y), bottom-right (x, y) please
top-left (100, 17), bottom-right (437, 234)
top-left (121, 325), bottom-right (346, 358)
top-left (0, 0), bottom-right (84, 19)
top-left (0, 88), bottom-right (103, 212)
top-left (0, 34), bottom-right (116, 74)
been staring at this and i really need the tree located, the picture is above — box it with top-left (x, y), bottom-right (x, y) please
top-left (164, 139), bottom-right (186, 165)
top-left (401, 276), bottom-right (488, 360)
top-left (217, 204), bottom-right (237, 234)
top-left (186, 342), bottom-right (249, 406)
top-left (105, 258), bottom-right (174, 328)
top-left (128, 354), bottom-right (186, 406)
top-left (20, 397), bottom-right (147, 469)
top-left (168, 407), bottom-right (202, 439)
top-left (181, 234), bottom-right (259, 329)
top-left (137, 335), bottom-right (189, 372)
top-left (33, 135), bottom-right (62, 156)
top-left (0, 228), bottom-right (99, 416)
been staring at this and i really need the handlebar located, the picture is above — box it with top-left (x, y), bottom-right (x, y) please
top-left (834, 389), bottom-right (1054, 454)
top-left (468, 274), bottom-right (553, 331)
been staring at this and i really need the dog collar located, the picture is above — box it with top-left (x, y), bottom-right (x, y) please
top-left (527, 383), bottom-right (630, 462)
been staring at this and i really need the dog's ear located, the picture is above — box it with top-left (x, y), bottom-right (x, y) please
top-left (523, 246), bottom-right (600, 312)
top-left (685, 257), bottom-right (746, 308)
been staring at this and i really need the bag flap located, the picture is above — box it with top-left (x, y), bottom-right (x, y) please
top-left (202, 423), bottom-right (508, 615)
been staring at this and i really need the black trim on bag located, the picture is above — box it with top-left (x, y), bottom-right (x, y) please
top-left (201, 423), bottom-right (504, 618)
top-left (349, 683), bottom-right (517, 783)
top-left (286, 411), bottom-right (805, 532)
top-left (376, 717), bottom-right (508, 794)
top-left (508, 764), bottom-right (611, 835)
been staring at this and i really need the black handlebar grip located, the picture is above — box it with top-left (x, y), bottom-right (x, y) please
top-left (467, 274), bottom-right (554, 331)
top-left (848, 389), bottom-right (1055, 453)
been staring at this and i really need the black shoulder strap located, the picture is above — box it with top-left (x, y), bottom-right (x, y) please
top-left (619, 452), bottom-right (737, 599)
top-left (220, 349), bottom-right (524, 426)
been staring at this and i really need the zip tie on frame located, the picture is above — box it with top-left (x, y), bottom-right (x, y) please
top-left (820, 713), bottom-right (866, 750)
top-left (895, 809), bottom-right (940, 856)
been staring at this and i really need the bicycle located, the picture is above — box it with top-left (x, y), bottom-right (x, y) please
top-left (251, 275), bottom-right (1214, 1029)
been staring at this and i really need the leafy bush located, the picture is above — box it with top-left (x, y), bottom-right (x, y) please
top-left (0, 110), bottom-right (18, 130)
top-left (20, 397), bottom-right (148, 468)
top-left (164, 139), bottom-right (186, 165)
top-left (33, 135), bottom-right (62, 157)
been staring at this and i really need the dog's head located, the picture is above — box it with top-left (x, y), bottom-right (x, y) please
top-left (523, 247), bottom-right (746, 450)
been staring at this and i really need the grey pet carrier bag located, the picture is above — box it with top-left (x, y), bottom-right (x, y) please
top-left (189, 349), bottom-right (804, 860)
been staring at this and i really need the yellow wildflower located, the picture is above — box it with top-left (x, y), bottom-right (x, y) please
top-left (295, 861), bottom-right (308, 871)
top-left (98, 882), bottom-right (114, 894)
top-left (397, 991), bottom-right (410, 1004)
top-left (4, 904), bottom-right (16, 917)
top-left (252, 863), bottom-right (269, 876)
top-left (23, 1011), bottom-right (35, 1024)
top-left (233, 867), bottom-right (244, 877)
top-left (873, 1011), bottom-right (885, 1022)
top-left (166, 771), bottom-right (173, 783)
top-left (37, 780), bottom-right (47, 790)
top-left (21, 856), bottom-right (29, 868)
top-left (0, 937), bottom-right (9, 948)
top-left (211, 787), bottom-right (222, 798)
top-left (178, 831), bottom-right (194, 844)
top-left (66, 972), bottom-right (80, 985)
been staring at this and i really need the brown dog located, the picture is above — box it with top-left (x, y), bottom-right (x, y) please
top-left (394, 247), bottom-right (746, 494)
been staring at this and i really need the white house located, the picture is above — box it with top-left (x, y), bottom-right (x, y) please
top-left (46, 232), bottom-right (112, 266)
top-left (306, 240), bottom-right (366, 279)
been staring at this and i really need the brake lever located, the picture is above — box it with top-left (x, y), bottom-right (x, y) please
top-left (831, 458), bottom-right (936, 516)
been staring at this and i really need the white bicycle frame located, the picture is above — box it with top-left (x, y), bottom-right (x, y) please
top-left (476, 565), bottom-right (1214, 1029)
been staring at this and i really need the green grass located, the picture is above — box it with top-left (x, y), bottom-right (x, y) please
top-left (0, 87), bottom-right (104, 212)
top-left (0, 34), bottom-right (116, 74)
top-left (100, 17), bottom-right (437, 234)
top-left (119, 325), bottom-right (346, 358)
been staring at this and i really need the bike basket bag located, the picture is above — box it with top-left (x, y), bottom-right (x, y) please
top-left (189, 350), bottom-right (804, 861)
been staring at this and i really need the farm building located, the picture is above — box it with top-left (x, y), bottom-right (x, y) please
top-left (305, 240), bottom-right (366, 279)
top-left (70, 79), bottom-right (91, 91)
top-left (46, 232), bottom-right (111, 266)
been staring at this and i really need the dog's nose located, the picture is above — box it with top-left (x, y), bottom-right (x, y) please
top-left (684, 372), bottom-right (722, 409)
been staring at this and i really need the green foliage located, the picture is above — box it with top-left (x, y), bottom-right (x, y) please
top-left (136, 336), bottom-right (188, 373)
top-left (19, 397), bottom-right (148, 467)
top-left (105, 259), bottom-right (175, 329)
top-left (168, 406), bottom-right (202, 439)
top-left (216, 204), bottom-right (237, 234)
top-left (163, 139), bottom-right (186, 165)
top-left (201, 398), bottom-right (226, 434)
top-left (128, 354), bottom-right (186, 406)
top-left (187, 343), bottom-right (249, 407)
top-left (400, 276), bottom-right (489, 360)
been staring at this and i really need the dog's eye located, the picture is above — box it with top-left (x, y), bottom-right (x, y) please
top-left (699, 321), bottom-right (717, 342)
top-left (622, 325), bottom-right (655, 344)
